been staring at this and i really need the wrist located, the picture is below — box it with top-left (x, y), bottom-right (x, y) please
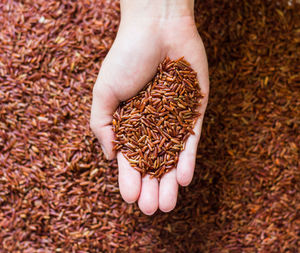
top-left (120, 0), bottom-right (194, 22)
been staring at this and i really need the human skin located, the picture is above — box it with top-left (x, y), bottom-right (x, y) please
top-left (90, 0), bottom-right (209, 215)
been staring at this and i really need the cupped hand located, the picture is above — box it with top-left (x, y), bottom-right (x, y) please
top-left (90, 14), bottom-right (209, 215)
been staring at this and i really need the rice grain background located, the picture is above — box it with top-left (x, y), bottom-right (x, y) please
top-left (0, 0), bottom-right (299, 252)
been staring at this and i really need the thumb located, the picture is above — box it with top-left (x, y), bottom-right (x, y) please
top-left (90, 74), bottom-right (119, 160)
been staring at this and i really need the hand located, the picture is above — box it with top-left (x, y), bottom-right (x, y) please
top-left (90, 0), bottom-right (209, 215)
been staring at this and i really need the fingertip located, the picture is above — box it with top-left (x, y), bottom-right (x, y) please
top-left (176, 115), bottom-right (203, 187)
top-left (117, 153), bottom-right (141, 203)
top-left (138, 175), bottom-right (159, 215)
top-left (123, 194), bottom-right (139, 204)
top-left (177, 170), bottom-right (193, 186)
top-left (100, 144), bottom-right (115, 160)
top-left (160, 201), bottom-right (177, 213)
top-left (139, 203), bottom-right (157, 216)
top-left (159, 169), bottom-right (178, 212)
top-left (91, 123), bottom-right (116, 160)
top-left (176, 151), bottom-right (196, 187)
top-left (90, 81), bottom-right (119, 160)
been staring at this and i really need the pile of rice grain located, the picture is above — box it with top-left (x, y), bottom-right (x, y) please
top-left (112, 57), bottom-right (203, 178)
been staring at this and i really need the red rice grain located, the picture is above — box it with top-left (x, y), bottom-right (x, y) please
top-left (112, 57), bottom-right (203, 179)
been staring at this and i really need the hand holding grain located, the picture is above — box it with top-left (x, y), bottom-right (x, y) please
top-left (90, 1), bottom-right (209, 215)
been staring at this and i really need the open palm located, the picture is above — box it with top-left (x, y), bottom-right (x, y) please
top-left (90, 16), bottom-right (209, 215)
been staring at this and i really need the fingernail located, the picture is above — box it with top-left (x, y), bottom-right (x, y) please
top-left (100, 144), bottom-right (109, 160)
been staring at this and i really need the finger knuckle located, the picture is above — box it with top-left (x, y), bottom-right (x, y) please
top-left (89, 118), bottom-right (98, 131)
top-left (92, 84), bottom-right (102, 97)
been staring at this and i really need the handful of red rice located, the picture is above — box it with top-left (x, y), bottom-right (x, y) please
top-left (112, 57), bottom-right (203, 179)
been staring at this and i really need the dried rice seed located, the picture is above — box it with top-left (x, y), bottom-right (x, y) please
top-left (112, 57), bottom-right (202, 178)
